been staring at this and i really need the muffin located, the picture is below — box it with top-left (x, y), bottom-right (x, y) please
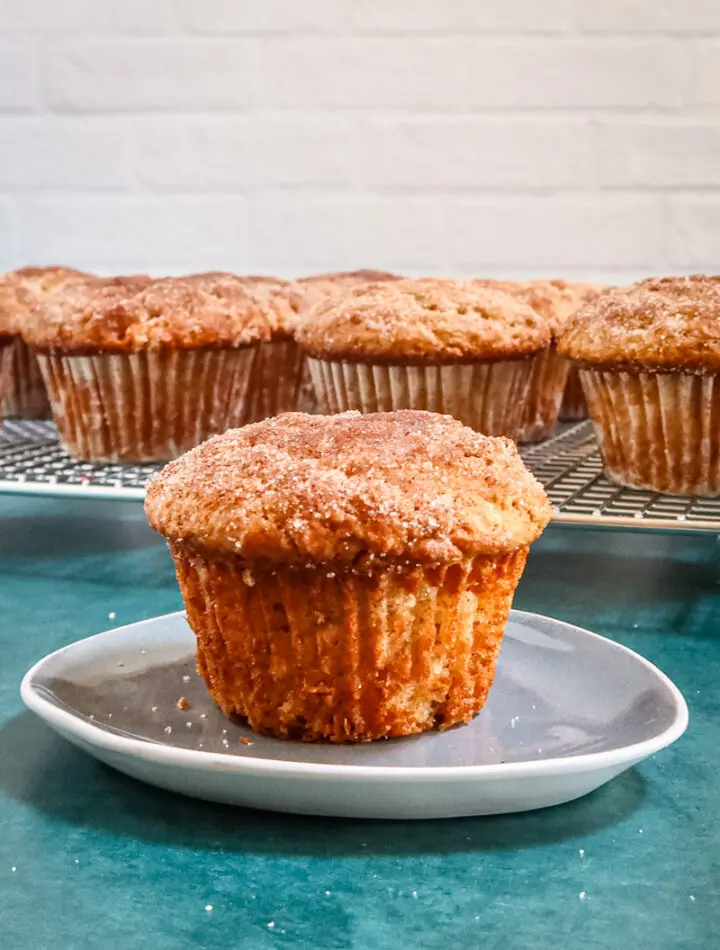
top-left (24, 274), bottom-right (270, 462)
top-left (558, 276), bottom-right (720, 495)
top-left (0, 266), bottom-right (91, 418)
top-left (145, 410), bottom-right (551, 742)
top-left (559, 283), bottom-right (607, 421)
top-left (296, 278), bottom-right (550, 439)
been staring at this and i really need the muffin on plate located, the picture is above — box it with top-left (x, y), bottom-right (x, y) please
top-left (145, 410), bottom-right (551, 742)
top-left (0, 266), bottom-right (91, 419)
top-left (558, 283), bottom-right (607, 422)
top-left (296, 278), bottom-right (550, 439)
top-left (558, 276), bottom-right (720, 495)
top-left (24, 274), bottom-right (270, 462)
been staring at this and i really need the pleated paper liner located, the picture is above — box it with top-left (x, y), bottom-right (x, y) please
top-left (2, 338), bottom-right (52, 419)
top-left (308, 358), bottom-right (532, 439)
top-left (37, 346), bottom-right (257, 463)
top-left (243, 339), bottom-right (306, 424)
top-left (581, 369), bottom-right (720, 496)
top-left (0, 340), bottom-right (13, 420)
top-left (560, 366), bottom-right (589, 421)
top-left (171, 543), bottom-right (528, 742)
top-left (517, 345), bottom-right (570, 443)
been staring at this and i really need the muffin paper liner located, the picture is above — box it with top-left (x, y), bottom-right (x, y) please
top-left (559, 366), bottom-right (589, 421)
top-left (581, 369), bottom-right (720, 496)
top-left (171, 543), bottom-right (529, 742)
top-left (2, 338), bottom-right (52, 419)
top-left (307, 358), bottom-right (532, 439)
top-left (517, 345), bottom-right (570, 443)
top-left (37, 347), bottom-right (257, 463)
top-left (243, 339), bottom-right (306, 424)
top-left (0, 341), bottom-right (13, 418)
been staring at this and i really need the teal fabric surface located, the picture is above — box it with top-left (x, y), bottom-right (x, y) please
top-left (0, 497), bottom-right (717, 949)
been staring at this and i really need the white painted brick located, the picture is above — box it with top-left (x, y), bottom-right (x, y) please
top-left (667, 198), bottom-right (720, 268)
top-left (573, 0), bottom-right (720, 34)
top-left (248, 195), bottom-right (447, 272)
top-left (132, 116), bottom-right (354, 190)
top-left (261, 39), bottom-right (464, 110)
top-left (694, 42), bottom-right (720, 107)
top-left (467, 40), bottom-right (689, 109)
top-left (597, 121), bottom-right (720, 188)
top-left (350, 0), bottom-right (570, 33)
top-left (358, 118), bottom-right (594, 190)
top-left (0, 199), bottom-right (18, 268)
top-left (0, 41), bottom-right (39, 111)
top-left (42, 40), bottom-right (259, 111)
top-left (178, 0), bottom-right (347, 33)
top-left (447, 196), bottom-right (668, 269)
top-left (14, 196), bottom-right (249, 272)
top-left (0, 118), bottom-right (129, 189)
top-left (0, 0), bottom-right (170, 33)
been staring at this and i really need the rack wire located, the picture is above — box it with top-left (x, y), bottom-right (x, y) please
top-left (0, 418), bottom-right (719, 532)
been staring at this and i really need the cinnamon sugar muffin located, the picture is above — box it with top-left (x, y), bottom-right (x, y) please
top-left (145, 410), bottom-right (551, 742)
top-left (0, 266), bottom-right (91, 418)
top-left (559, 276), bottom-right (720, 495)
top-left (25, 274), bottom-right (270, 462)
top-left (296, 278), bottom-right (550, 439)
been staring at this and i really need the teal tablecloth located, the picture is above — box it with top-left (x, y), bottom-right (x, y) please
top-left (0, 497), bottom-right (717, 949)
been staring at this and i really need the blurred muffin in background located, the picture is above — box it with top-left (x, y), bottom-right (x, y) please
top-left (0, 266), bottom-right (91, 419)
top-left (297, 277), bottom-right (550, 439)
top-left (146, 410), bottom-right (552, 742)
top-left (25, 274), bottom-right (270, 462)
top-left (559, 275), bottom-right (720, 496)
top-left (558, 283), bottom-right (607, 422)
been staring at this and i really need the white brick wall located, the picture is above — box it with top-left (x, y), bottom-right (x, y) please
top-left (1, 0), bottom-right (719, 281)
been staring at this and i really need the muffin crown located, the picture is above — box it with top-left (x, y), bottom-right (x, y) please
top-left (296, 278), bottom-right (550, 364)
top-left (145, 409), bottom-right (552, 565)
top-left (476, 279), bottom-right (605, 338)
top-left (24, 274), bottom-right (272, 352)
top-left (0, 266), bottom-right (91, 336)
top-left (558, 276), bottom-right (720, 374)
top-left (295, 269), bottom-right (401, 314)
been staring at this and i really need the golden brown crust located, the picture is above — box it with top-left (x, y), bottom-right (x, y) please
top-left (146, 409), bottom-right (552, 565)
top-left (296, 278), bottom-right (550, 364)
top-left (295, 269), bottom-right (401, 313)
top-left (0, 266), bottom-right (92, 336)
top-left (475, 279), bottom-right (605, 338)
top-left (188, 273), bottom-right (306, 339)
top-left (558, 275), bottom-right (720, 374)
top-left (25, 275), bottom-right (271, 353)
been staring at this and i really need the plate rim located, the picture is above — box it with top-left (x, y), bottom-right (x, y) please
top-left (20, 609), bottom-right (689, 783)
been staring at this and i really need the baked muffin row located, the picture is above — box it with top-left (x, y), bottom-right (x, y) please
top-left (1, 267), bottom-right (719, 496)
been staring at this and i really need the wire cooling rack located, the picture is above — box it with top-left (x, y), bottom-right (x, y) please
top-left (0, 418), bottom-right (719, 532)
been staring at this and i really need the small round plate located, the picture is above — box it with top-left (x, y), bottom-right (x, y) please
top-left (21, 610), bottom-right (688, 820)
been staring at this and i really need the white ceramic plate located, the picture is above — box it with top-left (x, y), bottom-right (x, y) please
top-left (21, 610), bottom-right (688, 820)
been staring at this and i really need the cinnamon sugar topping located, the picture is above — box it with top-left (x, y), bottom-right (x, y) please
top-left (0, 266), bottom-right (92, 336)
top-left (296, 278), bottom-right (550, 364)
top-left (146, 410), bottom-right (551, 564)
top-left (25, 274), bottom-right (271, 353)
top-left (558, 275), bottom-right (720, 374)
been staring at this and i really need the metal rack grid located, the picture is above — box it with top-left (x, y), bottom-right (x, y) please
top-left (0, 418), bottom-right (719, 533)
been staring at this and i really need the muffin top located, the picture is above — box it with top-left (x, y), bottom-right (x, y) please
top-left (0, 266), bottom-right (91, 337)
top-left (476, 279), bottom-right (604, 338)
top-left (558, 276), bottom-right (720, 374)
top-left (24, 274), bottom-right (272, 352)
top-left (188, 273), bottom-right (306, 339)
top-left (295, 269), bottom-right (401, 312)
top-left (146, 409), bottom-right (552, 566)
top-left (296, 278), bottom-right (550, 364)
